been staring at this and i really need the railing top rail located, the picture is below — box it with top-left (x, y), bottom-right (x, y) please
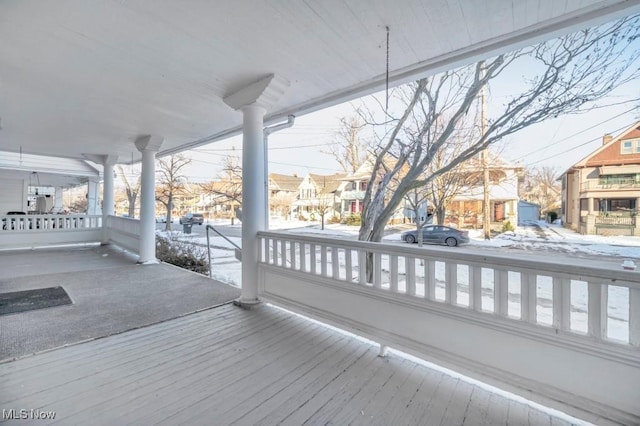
top-left (258, 230), bottom-right (640, 284)
top-left (1, 214), bottom-right (102, 217)
top-left (207, 225), bottom-right (241, 250)
top-left (106, 215), bottom-right (139, 222)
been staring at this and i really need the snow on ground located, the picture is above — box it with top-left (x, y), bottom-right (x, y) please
top-left (470, 220), bottom-right (640, 258)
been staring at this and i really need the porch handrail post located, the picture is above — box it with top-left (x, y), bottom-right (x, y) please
top-left (135, 135), bottom-right (163, 264)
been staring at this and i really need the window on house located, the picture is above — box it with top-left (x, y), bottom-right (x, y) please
top-left (621, 138), bottom-right (640, 154)
top-left (611, 199), bottom-right (632, 211)
top-left (361, 181), bottom-right (368, 191)
top-left (351, 182), bottom-right (357, 190)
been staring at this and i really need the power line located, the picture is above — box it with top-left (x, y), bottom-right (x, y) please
top-left (192, 141), bottom-right (331, 153)
top-left (517, 105), bottom-right (638, 160)
top-left (526, 122), bottom-right (635, 166)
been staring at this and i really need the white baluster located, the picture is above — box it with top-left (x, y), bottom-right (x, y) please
top-left (291, 242), bottom-right (297, 270)
top-left (345, 249), bottom-right (353, 282)
top-left (358, 251), bottom-right (366, 285)
top-left (406, 257), bottom-right (416, 296)
top-left (630, 286), bottom-right (640, 347)
top-left (300, 242), bottom-right (307, 272)
top-left (390, 255), bottom-right (398, 293)
top-left (470, 265), bottom-right (482, 311)
top-left (521, 273), bottom-right (538, 324)
top-left (272, 239), bottom-right (279, 266)
top-left (553, 277), bottom-right (571, 331)
top-left (445, 262), bottom-right (457, 305)
top-left (495, 269), bottom-right (509, 317)
top-left (280, 239), bottom-right (287, 267)
top-left (321, 245), bottom-right (328, 277)
top-left (374, 253), bottom-right (382, 289)
top-left (588, 281), bottom-right (608, 341)
top-left (331, 246), bottom-right (340, 279)
top-left (310, 244), bottom-right (317, 274)
top-left (425, 259), bottom-right (436, 300)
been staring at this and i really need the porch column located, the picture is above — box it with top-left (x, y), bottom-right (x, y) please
top-left (54, 187), bottom-right (64, 213)
top-left (101, 156), bottom-right (118, 244)
top-left (223, 73), bottom-right (289, 307)
top-left (588, 197), bottom-right (595, 215)
top-left (135, 135), bottom-right (164, 264)
top-left (240, 104), bottom-right (266, 304)
top-left (635, 198), bottom-right (640, 235)
top-left (86, 178), bottom-right (100, 215)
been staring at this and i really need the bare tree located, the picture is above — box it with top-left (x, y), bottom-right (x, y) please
top-left (67, 194), bottom-right (88, 213)
top-left (404, 187), bottom-right (432, 246)
top-left (324, 116), bottom-right (370, 174)
top-left (117, 165), bottom-right (141, 218)
top-left (314, 177), bottom-right (337, 231)
top-left (200, 151), bottom-right (242, 225)
top-left (156, 154), bottom-right (191, 231)
top-left (521, 166), bottom-right (561, 215)
top-left (356, 15), bottom-right (640, 243)
top-left (270, 192), bottom-right (296, 220)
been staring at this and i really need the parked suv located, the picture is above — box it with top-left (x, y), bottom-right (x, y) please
top-left (179, 213), bottom-right (204, 225)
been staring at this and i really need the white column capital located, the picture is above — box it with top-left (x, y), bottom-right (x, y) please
top-left (83, 154), bottom-right (119, 166)
top-left (135, 135), bottom-right (164, 153)
top-left (240, 103), bottom-right (267, 117)
top-left (223, 74), bottom-right (289, 111)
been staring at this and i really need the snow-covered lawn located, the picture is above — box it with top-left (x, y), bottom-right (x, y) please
top-left (161, 219), bottom-right (638, 343)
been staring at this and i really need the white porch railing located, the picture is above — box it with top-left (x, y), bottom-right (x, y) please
top-left (105, 215), bottom-right (140, 253)
top-left (0, 214), bottom-right (103, 249)
top-left (257, 231), bottom-right (640, 425)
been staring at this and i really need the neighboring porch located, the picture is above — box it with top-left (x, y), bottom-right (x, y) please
top-left (578, 197), bottom-right (640, 236)
top-left (0, 251), bottom-right (583, 425)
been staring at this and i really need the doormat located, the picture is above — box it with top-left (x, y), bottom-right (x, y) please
top-left (0, 286), bottom-right (72, 316)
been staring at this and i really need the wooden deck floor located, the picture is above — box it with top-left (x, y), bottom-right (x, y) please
top-left (0, 303), bottom-right (581, 425)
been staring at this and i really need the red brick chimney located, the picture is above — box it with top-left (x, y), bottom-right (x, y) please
top-left (603, 134), bottom-right (613, 145)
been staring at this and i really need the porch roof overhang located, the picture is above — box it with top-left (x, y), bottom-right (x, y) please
top-left (0, 150), bottom-right (100, 187)
top-left (599, 164), bottom-right (640, 175)
top-left (1, 1), bottom-right (639, 163)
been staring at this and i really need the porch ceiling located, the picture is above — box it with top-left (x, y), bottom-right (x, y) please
top-left (1, 1), bottom-right (639, 163)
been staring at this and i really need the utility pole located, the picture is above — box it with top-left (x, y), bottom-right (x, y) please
top-left (481, 62), bottom-right (491, 240)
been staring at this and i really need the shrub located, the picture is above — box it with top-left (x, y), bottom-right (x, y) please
top-left (501, 220), bottom-right (515, 233)
top-left (156, 234), bottom-right (209, 275)
top-left (328, 215), bottom-right (341, 224)
top-left (547, 211), bottom-right (558, 222)
top-left (345, 214), bottom-right (361, 226)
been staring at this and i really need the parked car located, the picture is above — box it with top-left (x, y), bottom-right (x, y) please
top-left (155, 216), bottom-right (167, 223)
top-left (401, 225), bottom-right (469, 247)
top-left (179, 213), bottom-right (204, 225)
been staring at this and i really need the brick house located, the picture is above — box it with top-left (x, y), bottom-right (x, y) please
top-left (560, 121), bottom-right (640, 235)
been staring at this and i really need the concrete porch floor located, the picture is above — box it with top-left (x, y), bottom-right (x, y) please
top-left (0, 245), bottom-right (240, 361)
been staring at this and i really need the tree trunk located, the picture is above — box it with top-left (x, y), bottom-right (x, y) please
top-left (165, 194), bottom-right (172, 231)
top-left (436, 207), bottom-right (445, 225)
top-left (128, 194), bottom-right (136, 218)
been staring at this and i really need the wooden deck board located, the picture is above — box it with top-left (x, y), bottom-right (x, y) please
top-left (0, 304), bottom-right (585, 425)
